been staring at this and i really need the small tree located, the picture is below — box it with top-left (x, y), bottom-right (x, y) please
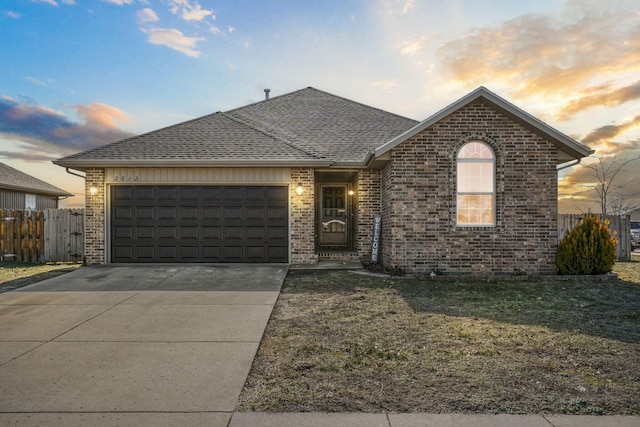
top-left (556, 214), bottom-right (617, 275)
top-left (582, 155), bottom-right (640, 216)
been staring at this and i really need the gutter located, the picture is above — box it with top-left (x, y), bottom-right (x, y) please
top-left (55, 159), bottom-right (335, 168)
top-left (556, 159), bottom-right (581, 171)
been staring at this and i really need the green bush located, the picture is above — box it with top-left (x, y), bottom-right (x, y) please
top-left (556, 214), bottom-right (618, 275)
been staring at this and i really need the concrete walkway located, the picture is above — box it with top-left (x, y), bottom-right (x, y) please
top-left (228, 413), bottom-right (640, 426)
top-left (1, 264), bottom-right (638, 426)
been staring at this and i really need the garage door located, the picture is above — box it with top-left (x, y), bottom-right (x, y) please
top-left (110, 185), bottom-right (288, 263)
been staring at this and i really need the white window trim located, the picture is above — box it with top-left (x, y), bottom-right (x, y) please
top-left (456, 142), bottom-right (496, 227)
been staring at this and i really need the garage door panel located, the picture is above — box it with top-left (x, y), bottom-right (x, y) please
top-left (158, 247), bottom-right (177, 259)
top-left (202, 227), bottom-right (221, 240)
top-left (246, 227), bottom-right (265, 240)
top-left (114, 246), bottom-right (133, 259)
top-left (135, 207), bottom-right (155, 220)
top-left (202, 187), bottom-right (221, 200)
top-left (158, 187), bottom-right (178, 200)
top-left (179, 207), bottom-right (199, 220)
top-left (158, 206), bottom-right (177, 219)
top-left (112, 187), bottom-right (133, 200)
top-left (246, 246), bottom-right (265, 261)
top-left (223, 206), bottom-right (243, 221)
top-left (202, 206), bottom-right (221, 219)
top-left (246, 206), bottom-right (265, 220)
top-left (223, 246), bottom-right (243, 261)
top-left (136, 227), bottom-right (155, 239)
top-left (179, 227), bottom-right (199, 240)
top-left (222, 187), bottom-right (244, 201)
top-left (111, 185), bottom-right (288, 263)
top-left (179, 246), bottom-right (199, 259)
top-left (224, 227), bottom-right (243, 240)
top-left (267, 246), bottom-right (287, 261)
top-left (136, 247), bottom-right (155, 259)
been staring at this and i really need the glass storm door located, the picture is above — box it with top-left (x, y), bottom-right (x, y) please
top-left (319, 186), bottom-right (348, 246)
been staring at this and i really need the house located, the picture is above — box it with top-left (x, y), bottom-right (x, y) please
top-left (54, 87), bottom-right (593, 275)
top-left (0, 162), bottom-right (73, 210)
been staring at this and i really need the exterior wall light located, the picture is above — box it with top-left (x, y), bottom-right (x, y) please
top-left (296, 183), bottom-right (303, 196)
top-left (348, 190), bottom-right (355, 196)
top-left (89, 186), bottom-right (98, 196)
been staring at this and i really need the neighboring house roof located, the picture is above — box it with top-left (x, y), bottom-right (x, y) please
top-left (0, 162), bottom-right (72, 197)
top-left (376, 87), bottom-right (594, 164)
top-left (54, 87), bottom-right (419, 169)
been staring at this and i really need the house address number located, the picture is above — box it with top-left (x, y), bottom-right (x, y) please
top-left (113, 175), bottom-right (140, 182)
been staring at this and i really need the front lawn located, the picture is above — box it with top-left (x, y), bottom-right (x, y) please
top-left (237, 261), bottom-right (640, 415)
top-left (0, 262), bottom-right (80, 293)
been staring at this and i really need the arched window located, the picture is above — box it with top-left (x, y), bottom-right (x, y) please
top-left (457, 141), bottom-right (495, 226)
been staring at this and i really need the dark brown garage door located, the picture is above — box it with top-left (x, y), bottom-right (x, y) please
top-left (111, 185), bottom-right (288, 263)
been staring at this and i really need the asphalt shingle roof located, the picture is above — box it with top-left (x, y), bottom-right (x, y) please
top-left (54, 87), bottom-right (419, 168)
top-left (0, 162), bottom-right (72, 196)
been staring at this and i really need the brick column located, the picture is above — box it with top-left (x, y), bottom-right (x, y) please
top-left (355, 169), bottom-right (381, 261)
top-left (290, 168), bottom-right (317, 264)
top-left (84, 168), bottom-right (105, 265)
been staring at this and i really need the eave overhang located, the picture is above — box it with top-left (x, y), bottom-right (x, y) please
top-left (52, 159), bottom-right (335, 170)
top-left (0, 183), bottom-right (73, 197)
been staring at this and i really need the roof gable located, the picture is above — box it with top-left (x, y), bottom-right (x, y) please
top-left (375, 87), bottom-right (593, 163)
top-left (0, 162), bottom-right (72, 197)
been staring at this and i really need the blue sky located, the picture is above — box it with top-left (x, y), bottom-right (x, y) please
top-left (1, 0), bottom-right (639, 211)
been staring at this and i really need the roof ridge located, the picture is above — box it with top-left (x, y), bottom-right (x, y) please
top-left (303, 86), bottom-right (419, 122)
top-left (220, 111), bottom-right (327, 161)
top-left (225, 86), bottom-right (418, 123)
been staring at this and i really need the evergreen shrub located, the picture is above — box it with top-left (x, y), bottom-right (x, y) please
top-left (556, 214), bottom-right (618, 275)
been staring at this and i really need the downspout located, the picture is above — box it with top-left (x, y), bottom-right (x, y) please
top-left (64, 167), bottom-right (87, 266)
top-left (65, 167), bottom-right (86, 178)
top-left (61, 167), bottom-right (85, 198)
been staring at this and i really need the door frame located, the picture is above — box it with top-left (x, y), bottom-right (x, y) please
top-left (316, 183), bottom-right (354, 250)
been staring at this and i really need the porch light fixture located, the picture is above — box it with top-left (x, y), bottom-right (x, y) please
top-left (89, 186), bottom-right (98, 196)
top-left (348, 190), bottom-right (355, 196)
top-left (296, 183), bottom-right (303, 196)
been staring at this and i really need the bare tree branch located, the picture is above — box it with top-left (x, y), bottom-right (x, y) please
top-left (580, 155), bottom-right (640, 216)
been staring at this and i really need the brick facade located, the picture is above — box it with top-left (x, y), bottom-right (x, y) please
top-left (84, 168), bottom-right (105, 265)
top-left (381, 100), bottom-right (558, 276)
top-left (355, 169), bottom-right (381, 261)
top-left (80, 101), bottom-right (561, 273)
top-left (289, 168), bottom-right (317, 264)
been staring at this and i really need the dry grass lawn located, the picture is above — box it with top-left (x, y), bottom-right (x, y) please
top-left (0, 262), bottom-right (80, 293)
top-left (237, 260), bottom-right (640, 415)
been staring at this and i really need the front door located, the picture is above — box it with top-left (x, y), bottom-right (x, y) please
top-left (319, 185), bottom-right (348, 246)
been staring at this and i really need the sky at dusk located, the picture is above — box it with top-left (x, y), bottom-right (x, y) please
top-left (1, 0), bottom-right (639, 212)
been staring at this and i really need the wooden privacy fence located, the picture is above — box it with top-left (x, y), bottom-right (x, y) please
top-left (558, 214), bottom-right (632, 261)
top-left (0, 209), bottom-right (85, 263)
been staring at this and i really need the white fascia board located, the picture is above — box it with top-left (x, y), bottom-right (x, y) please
top-left (53, 159), bottom-right (335, 169)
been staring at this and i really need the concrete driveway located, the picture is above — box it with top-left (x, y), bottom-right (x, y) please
top-left (0, 264), bottom-right (287, 427)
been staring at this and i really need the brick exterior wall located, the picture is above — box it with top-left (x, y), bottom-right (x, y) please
top-left (290, 168), bottom-right (318, 264)
top-left (355, 169), bottom-right (381, 261)
top-left (381, 100), bottom-right (558, 276)
top-left (84, 168), bottom-right (105, 265)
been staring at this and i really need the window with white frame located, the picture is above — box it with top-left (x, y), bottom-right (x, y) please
top-left (456, 141), bottom-right (495, 226)
top-left (25, 193), bottom-right (37, 210)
